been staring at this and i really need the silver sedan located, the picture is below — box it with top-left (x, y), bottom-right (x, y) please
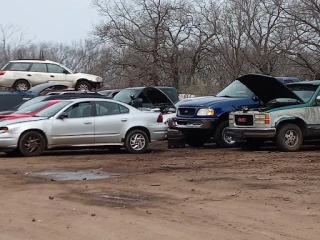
top-left (0, 98), bottom-right (167, 157)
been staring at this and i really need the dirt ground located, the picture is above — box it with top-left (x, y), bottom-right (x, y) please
top-left (0, 142), bottom-right (320, 240)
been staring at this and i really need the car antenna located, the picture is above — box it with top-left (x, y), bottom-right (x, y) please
top-left (39, 50), bottom-right (44, 60)
top-left (17, 50), bottom-right (23, 60)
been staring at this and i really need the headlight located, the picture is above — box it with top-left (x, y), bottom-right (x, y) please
top-left (197, 108), bottom-right (215, 116)
top-left (254, 114), bottom-right (270, 124)
top-left (0, 127), bottom-right (8, 133)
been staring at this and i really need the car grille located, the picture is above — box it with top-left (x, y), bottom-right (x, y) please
top-left (178, 108), bottom-right (196, 117)
top-left (235, 115), bottom-right (253, 126)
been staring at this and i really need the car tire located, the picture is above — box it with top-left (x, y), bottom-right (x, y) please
top-left (186, 135), bottom-right (208, 147)
top-left (18, 131), bottom-right (46, 157)
top-left (75, 80), bottom-right (92, 91)
top-left (214, 120), bottom-right (238, 148)
top-left (13, 80), bottom-right (31, 91)
top-left (275, 123), bottom-right (303, 151)
top-left (125, 129), bottom-right (149, 154)
top-left (242, 138), bottom-right (264, 150)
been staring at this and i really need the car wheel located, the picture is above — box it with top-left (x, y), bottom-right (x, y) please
top-left (275, 123), bottom-right (303, 151)
top-left (75, 80), bottom-right (92, 91)
top-left (214, 120), bottom-right (238, 148)
top-left (18, 131), bottom-right (46, 157)
top-left (242, 138), bottom-right (264, 150)
top-left (13, 80), bottom-right (30, 91)
top-left (186, 135), bottom-right (208, 147)
top-left (125, 129), bottom-right (149, 154)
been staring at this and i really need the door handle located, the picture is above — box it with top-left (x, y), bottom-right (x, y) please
top-left (121, 118), bottom-right (127, 122)
top-left (27, 74), bottom-right (32, 76)
top-left (84, 121), bottom-right (92, 125)
top-left (50, 75), bottom-right (54, 77)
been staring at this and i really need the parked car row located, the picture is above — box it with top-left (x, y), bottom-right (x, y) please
top-left (0, 68), bottom-right (316, 156)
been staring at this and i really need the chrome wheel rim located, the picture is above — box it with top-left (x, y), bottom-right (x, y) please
top-left (24, 136), bottom-right (41, 153)
top-left (222, 128), bottom-right (236, 145)
top-left (78, 84), bottom-right (89, 91)
top-left (16, 83), bottom-right (28, 91)
top-left (284, 130), bottom-right (298, 147)
top-left (130, 133), bottom-right (146, 151)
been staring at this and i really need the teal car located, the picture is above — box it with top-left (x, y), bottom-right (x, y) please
top-left (226, 74), bottom-right (320, 151)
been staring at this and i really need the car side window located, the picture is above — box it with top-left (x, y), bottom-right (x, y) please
top-left (47, 64), bottom-right (66, 74)
top-left (65, 102), bottom-right (92, 118)
top-left (30, 63), bottom-right (47, 73)
top-left (119, 105), bottom-right (129, 113)
top-left (95, 102), bottom-right (129, 116)
top-left (9, 63), bottom-right (31, 71)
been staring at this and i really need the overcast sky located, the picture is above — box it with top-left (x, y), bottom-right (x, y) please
top-left (0, 0), bottom-right (99, 43)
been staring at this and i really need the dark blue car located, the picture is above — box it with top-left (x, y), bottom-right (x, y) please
top-left (170, 74), bottom-right (301, 148)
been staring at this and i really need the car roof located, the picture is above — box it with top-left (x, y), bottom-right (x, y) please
top-left (286, 80), bottom-right (320, 86)
top-left (9, 60), bottom-right (58, 64)
top-left (63, 98), bottom-right (120, 103)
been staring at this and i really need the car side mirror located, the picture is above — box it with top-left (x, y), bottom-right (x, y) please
top-left (58, 112), bottom-right (68, 119)
top-left (63, 69), bottom-right (69, 74)
top-left (252, 96), bottom-right (260, 102)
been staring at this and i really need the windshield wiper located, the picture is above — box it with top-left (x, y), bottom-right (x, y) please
top-left (218, 95), bottom-right (233, 98)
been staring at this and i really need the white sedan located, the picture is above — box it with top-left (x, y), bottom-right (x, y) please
top-left (0, 98), bottom-right (167, 157)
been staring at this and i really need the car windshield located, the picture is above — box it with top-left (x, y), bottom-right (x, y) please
top-left (216, 80), bottom-right (253, 98)
top-left (35, 101), bottom-right (71, 117)
top-left (286, 84), bottom-right (318, 102)
top-left (114, 89), bottom-right (140, 103)
top-left (15, 101), bottom-right (51, 114)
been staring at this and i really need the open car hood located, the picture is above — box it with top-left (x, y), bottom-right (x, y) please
top-left (141, 87), bottom-right (175, 108)
top-left (237, 74), bottom-right (303, 103)
top-left (28, 83), bottom-right (68, 95)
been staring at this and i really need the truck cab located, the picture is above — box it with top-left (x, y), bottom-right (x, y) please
top-left (170, 75), bottom-right (301, 148)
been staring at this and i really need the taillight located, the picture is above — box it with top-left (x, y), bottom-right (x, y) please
top-left (157, 114), bottom-right (163, 123)
top-left (0, 70), bottom-right (6, 76)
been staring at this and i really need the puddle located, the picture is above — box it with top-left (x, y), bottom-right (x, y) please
top-left (30, 170), bottom-right (121, 181)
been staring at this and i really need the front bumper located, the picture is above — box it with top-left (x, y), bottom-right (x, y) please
top-left (0, 135), bottom-right (18, 151)
top-left (225, 127), bottom-right (276, 139)
top-left (170, 117), bottom-right (218, 132)
top-left (90, 82), bottom-right (102, 89)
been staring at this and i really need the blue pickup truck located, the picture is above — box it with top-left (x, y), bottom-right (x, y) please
top-left (170, 75), bottom-right (301, 148)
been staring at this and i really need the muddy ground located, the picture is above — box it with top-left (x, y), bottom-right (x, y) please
top-left (0, 142), bottom-right (320, 240)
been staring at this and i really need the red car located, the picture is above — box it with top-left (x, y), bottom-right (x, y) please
top-left (0, 100), bottom-right (61, 120)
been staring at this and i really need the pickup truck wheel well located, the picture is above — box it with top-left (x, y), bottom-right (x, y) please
top-left (216, 113), bottom-right (229, 124)
top-left (125, 127), bottom-right (151, 142)
top-left (276, 118), bottom-right (307, 135)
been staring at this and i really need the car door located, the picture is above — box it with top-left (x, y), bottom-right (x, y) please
top-left (94, 101), bottom-right (130, 143)
top-left (51, 101), bottom-right (95, 146)
top-left (28, 63), bottom-right (51, 86)
top-left (47, 63), bottom-right (72, 88)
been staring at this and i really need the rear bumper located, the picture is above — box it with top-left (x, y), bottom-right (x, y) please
top-left (149, 124), bottom-right (168, 141)
top-left (225, 127), bottom-right (276, 139)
